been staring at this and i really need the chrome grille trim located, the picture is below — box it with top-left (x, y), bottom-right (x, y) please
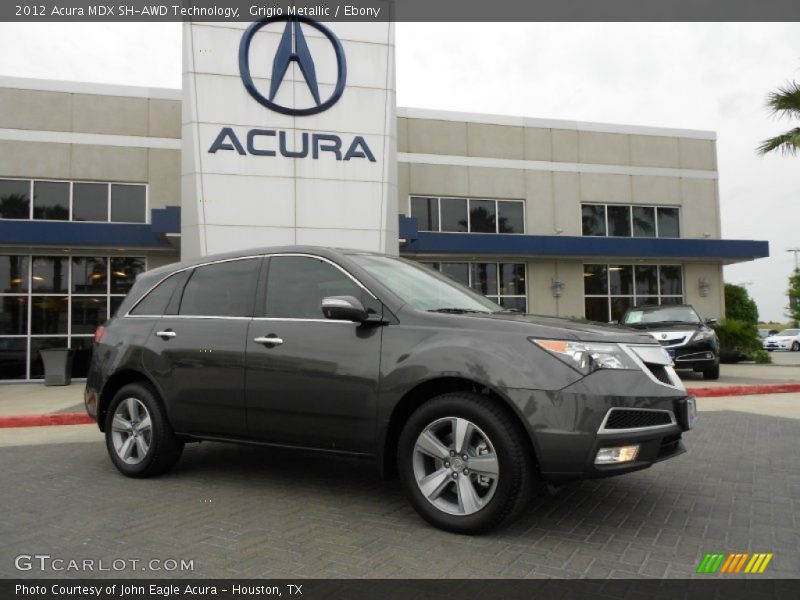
top-left (598, 407), bottom-right (677, 434)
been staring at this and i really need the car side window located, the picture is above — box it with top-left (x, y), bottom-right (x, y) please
top-left (129, 270), bottom-right (190, 316)
top-left (178, 259), bottom-right (260, 317)
top-left (265, 256), bottom-right (377, 319)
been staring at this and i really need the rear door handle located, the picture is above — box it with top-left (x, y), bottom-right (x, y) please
top-left (155, 330), bottom-right (177, 339)
top-left (253, 336), bottom-right (284, 346)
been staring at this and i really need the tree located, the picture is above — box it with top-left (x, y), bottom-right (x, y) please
top-left (724, 283), bottom-right (759, 323)
top-left (788, 270), bottom-right (800, 326)
top-left (757, 79), bottom-right (800, 156)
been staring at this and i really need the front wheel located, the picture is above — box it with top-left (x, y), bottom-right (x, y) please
top-left (703, 364), bottom-right (720, 380)
top-left (105, 382), bottom-right (184, 478)
top-left (398, 392), bottom-right (533, 534)
top-left (792, 342), bottom-right (799, 352)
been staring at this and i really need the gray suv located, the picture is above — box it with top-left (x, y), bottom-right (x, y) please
top-left (85, 246), bottom-right (696, 534)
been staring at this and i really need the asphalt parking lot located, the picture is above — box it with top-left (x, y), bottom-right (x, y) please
top-left (1, 410), bottom-right (798, 579)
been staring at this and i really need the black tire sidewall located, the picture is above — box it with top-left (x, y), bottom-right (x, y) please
top-left (398, 393), bottom-right (530, 534)
top-left (104, 382), bottom-right (179, 478)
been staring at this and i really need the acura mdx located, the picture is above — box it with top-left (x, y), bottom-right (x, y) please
top-left (85, 247), bottom-right (696, 533)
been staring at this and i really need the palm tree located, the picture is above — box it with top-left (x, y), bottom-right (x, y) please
top-left (757, 80), bottom-right (800, 156)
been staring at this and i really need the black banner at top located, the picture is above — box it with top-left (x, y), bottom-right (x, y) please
top-left (2, 0), bottom-right (800, 22)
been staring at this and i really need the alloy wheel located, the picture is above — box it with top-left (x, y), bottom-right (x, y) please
top-left (412, 416), bottom-right (500, 516)
top-left (111, 397), bottom-right (152, 465)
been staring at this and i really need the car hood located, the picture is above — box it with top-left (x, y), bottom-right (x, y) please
top-left (765, 335), bottom-right (794, 342)
top-left (464, 312), bottom-right (658, 344)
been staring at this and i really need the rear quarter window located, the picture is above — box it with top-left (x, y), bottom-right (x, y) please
top-left (129, 270), bottom-right (190, 316)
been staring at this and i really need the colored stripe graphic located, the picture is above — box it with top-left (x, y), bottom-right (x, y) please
top-left (697, 552), bottom-right (773, 574)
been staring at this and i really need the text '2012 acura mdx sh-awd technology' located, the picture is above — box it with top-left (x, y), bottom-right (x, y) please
top-left (85, 247), bottom-right (697, 533)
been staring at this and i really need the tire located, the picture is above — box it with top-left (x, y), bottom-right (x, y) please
top-left (792, 342), bottom-right (800, 352)
top-left (104, 382), bottom-right (183, 478)
top-left (702, 364), bottom-right (720, 380)
top-left (397, 392), bottom-right (533, 534)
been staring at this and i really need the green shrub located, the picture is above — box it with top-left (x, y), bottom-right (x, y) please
top-left (713, 319), bottom-right (770, 363)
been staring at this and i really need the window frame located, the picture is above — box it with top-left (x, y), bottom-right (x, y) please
top-left (0, 253), bottom-right (147, 380)
top-left (583, 262), bottom-right (685, 323)
top-left (0, 177), bottom-right (149, 225)
top-left (580, 203), bottom-right (681, 238)
top-left (421, 260), bottom-right (528, 312)
top-left (408, 195), bottom-right (526, 235)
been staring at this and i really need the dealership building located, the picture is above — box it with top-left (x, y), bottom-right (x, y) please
top-left (0, 20), bottom-right (768, 381)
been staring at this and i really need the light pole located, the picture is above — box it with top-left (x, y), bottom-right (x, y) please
top-left (788, 248), bottom-right (800, 271)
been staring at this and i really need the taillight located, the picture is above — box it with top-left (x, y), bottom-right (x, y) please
top-left (93, 325), bottom-right (106, 344)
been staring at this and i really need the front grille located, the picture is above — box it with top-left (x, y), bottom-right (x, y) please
top-left (645, 363), bottom-right (673, 385)
top-left (603, 408), bottom-right (674, 430)
top-left (658, 336), bottom-right (686, 347)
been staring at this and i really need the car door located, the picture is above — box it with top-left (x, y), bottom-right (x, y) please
top-left (144, 257), bottom-right (262, 437)
top-left (245, 254), bottom-right (383, 453)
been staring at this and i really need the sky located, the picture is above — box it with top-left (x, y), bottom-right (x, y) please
top-left (0, 22), bottom-right (798, 321)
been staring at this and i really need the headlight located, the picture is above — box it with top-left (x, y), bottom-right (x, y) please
top-left (693, 329), bottom-right (716, 342)
top-left (530, 338), bottom-right (638, 375)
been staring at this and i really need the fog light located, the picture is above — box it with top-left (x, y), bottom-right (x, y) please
top-left (595, 445), bottom-right (640, 465)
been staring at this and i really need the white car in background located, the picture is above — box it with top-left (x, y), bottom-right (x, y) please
top-left (762, 328), bottom-right (800, 352)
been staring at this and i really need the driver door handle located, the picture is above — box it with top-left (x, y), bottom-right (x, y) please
top-left (254, 336), bottom-right (284, 346)
top-left (155, 330), bottom-right (177, 339)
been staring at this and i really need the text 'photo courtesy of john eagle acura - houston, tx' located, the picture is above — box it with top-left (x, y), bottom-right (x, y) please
top-left (84, 247), bottom-right (697, 534)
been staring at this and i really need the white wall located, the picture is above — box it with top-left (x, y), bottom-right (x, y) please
top-left (181, 20), bottom-right (397, 258)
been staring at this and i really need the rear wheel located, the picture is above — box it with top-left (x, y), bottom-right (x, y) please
top-left (398, 392), bottom-right (533, 534)
top-left (702, 364), bottom-right (720, 380)
top-left (105, 383), bottom-right (183, 478)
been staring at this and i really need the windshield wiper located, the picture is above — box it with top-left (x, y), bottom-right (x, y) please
top-left (427, 308), bottom-right (491, 314)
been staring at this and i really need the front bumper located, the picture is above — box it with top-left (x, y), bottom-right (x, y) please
top-left (503, 369), bottom-right (695, 482)
top-left (669, 338), bottom-right (718, 370)
top-left (763, 341), bottom-right (791, 350)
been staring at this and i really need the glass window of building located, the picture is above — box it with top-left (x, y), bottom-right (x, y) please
top-left (581, 204), bottom-right (606, 236)
top-left (33, 181), bottom-right (69, 220)
top-left (0, 179), bottom-right (30, 219)
top-left (657, 207), bottom-right (680, 237)
top-left (111, 257), bottom-right (146, 294)
top-left (584, 263), bottom-right (685, 322)
top-left (410, 196), bottom-right (524, 234)
top-left (607, 205), bottom-right (632, 237)
top-left (425, 262), bottom-right (527, 311)
top-left (0, 253), bottom-right (146, 380)
top-left (440, 263), bottom-right (469, 287)
top-left (110, 184), bottom-right (147, 223)
top-left (73, 183), bottom-right (109, 222)
top-left (497, 201), bottom-right (524, 234)
top-left (469, 199), bottom-right (496, 233)
top-left (1, 255), bottom-right (29, 293)
top-left (410, 196), bottom-right (439, 232)
top-left (32, 256), bottom-right (68, 293)
top-left (582, 204), bottom-right (680, 238)
top-left (72, 257), bottom-right (107, 294)
top-left (440, 198), bottom-right (468, 232)
top-left (632, 206), bottom-right (657, 237)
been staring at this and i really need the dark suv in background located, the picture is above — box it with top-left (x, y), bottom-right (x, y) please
top-left (620, 304), bottom-right (720, 380)
top-left (86, 247), bottom-right (696, 533)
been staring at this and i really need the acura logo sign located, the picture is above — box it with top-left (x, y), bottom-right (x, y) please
top-left (239, 16), bottom-right (347, 116)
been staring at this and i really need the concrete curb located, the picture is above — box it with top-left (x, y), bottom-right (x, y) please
top-left (688, 383), bottom-right (800, 397)
top-left (0, 413), bottom-right (95, 428)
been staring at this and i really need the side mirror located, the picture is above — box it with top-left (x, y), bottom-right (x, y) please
top-left (704, 317), bottom-right (718, 325)
top-left (321, 296), bottom-right (368, 323)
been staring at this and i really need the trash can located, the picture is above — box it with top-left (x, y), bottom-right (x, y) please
top-left (40, 348), bottom-right (74, 386)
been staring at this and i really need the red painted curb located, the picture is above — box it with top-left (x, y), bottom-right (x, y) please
top-left (687, 383), bottom-right (800, 397)
top-left (0, 413), bottom-right (95, 429)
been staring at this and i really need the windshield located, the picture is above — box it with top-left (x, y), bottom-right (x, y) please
top-left (622, 305), bottom-right (701, 325)
top-left (351, 255), bottom-right (501, 313)
top-left (779, 329), bottom-right (800, 336)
